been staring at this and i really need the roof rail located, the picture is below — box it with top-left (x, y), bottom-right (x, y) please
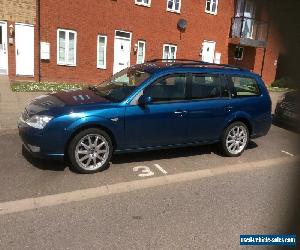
top-left (146, 59), bottom-right (245, 71)
top-left (147, 59), bottom-right (202, 63)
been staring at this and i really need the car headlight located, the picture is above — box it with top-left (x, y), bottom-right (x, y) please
top-left (25, 115), bottom-right (53, 129)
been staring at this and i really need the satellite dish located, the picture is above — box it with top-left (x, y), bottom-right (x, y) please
top-left (177, 19), bottom-right (187, 32)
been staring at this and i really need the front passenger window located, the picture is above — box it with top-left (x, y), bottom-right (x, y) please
top-left (144, 74), bottom-right (186, 102)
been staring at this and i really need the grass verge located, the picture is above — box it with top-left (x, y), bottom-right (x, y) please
top-left (267, 86), bottom-right (291, 92)
top-left (11, 81), bottom-right (85, 92)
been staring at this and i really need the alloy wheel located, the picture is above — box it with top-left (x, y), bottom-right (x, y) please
top-left (225, 125), bottom-right (248, 155)
top-left (74, 134), bottom-right (109, 171)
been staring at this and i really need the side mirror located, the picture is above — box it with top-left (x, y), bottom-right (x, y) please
top-left (138, 95), bottom-right (152, 106)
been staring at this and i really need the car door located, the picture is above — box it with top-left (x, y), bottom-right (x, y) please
top-left (186, 73), bottom-right (231, 142)
top-left (124, 73), bottom-right (189, 148)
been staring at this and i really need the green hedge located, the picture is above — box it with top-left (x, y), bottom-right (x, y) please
top-left (271, 78), bottom-right (298, 89)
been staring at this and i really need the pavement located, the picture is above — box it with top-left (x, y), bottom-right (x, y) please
top-left (0, 76), bottom-right (41, 130)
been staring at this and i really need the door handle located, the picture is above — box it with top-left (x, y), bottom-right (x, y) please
top-left (224, 106), bottom-right (233, 112)
top-left (16, 49), bottom-right (19, 56)
top-left (174, 110), bottom-right (188, 116)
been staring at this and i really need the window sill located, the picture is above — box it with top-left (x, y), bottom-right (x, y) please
top-left (205, 10), bottom-right (217, 15)
top-left (97, 66), bottom-right (107, 70)
top-left (167, 9), bottom-right (181, 14)
top-left (57, 63), bottom-right (77, 67)
top-left (135, 3), bottom-right (151, 8)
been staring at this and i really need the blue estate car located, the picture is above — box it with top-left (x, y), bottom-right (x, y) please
top-left (18, 60), bottom-right (272, 173)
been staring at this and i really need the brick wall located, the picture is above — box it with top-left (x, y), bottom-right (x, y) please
top-left (0, 0), bottom-right (36, 24)
top-left (0, 0), bottom-right (36, 81)
top-left (4, 0), bottom-right (277, 85)
top-left (39, 0), bottom-right (235, 84)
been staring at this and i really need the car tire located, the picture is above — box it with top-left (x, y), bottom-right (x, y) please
top-left (68, 128), bottom-right (113, 174)
top-left (220, 121), bottom-right (249, 157)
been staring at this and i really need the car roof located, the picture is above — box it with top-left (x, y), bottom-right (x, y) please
top-left (131, 59), bottom-right (255, 76)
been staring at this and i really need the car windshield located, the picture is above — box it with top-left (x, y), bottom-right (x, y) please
top-left (94, 68), bottom-right (151, 102)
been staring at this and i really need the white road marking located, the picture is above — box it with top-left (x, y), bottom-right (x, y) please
top-left (0, 156), bottom-right (298, 216)
top-left (133, 166), bottom-right (154, 177)
top-left (281, 150), bottom-right (294, 157)
top-left (154, 164), bottom-right (168, 174)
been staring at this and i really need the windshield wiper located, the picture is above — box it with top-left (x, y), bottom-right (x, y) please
top-left (88, 86), bottom-right (118, 102)
top-left (88, 86), bottom-right (98, 91)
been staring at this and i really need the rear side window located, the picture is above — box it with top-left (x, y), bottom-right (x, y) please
top-left (229, 76), bottom-right (260, 97)
top-left (191, 74), bottom-right (222, 99)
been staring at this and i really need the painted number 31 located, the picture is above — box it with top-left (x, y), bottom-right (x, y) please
top-left (133, 164), bottom-right (168, 178)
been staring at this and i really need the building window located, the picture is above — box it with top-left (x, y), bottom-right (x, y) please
top-left (57, 29), bottom-right (77, 66)
top-left (205, 0), bottom-right (218, 15)
top-left (136, 40), bottom-right (146, 64)
top-left (97, 35), bottom-right (107, 69)
top-left (135, 0), bottom-right (151, 7)
top-left (163, 44), bottom-right (177, 61)
top-left (234, 46), bottom-right (244, 60)
top-left (167, 0), bottom-right (181, 13)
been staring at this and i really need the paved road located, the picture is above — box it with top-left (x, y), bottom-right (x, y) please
top-left (0, 160), bottom-right (299, 249)
top-left (0, 124), bottom-right (299, 249)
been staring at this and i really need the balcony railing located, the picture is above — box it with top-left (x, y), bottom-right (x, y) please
top-left (230, 17), bottom-right (269, 48)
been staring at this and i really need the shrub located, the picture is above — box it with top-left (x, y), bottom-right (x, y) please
top-left (271, 78), bottom-right (298, 89)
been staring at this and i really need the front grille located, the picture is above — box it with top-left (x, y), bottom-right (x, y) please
top-left (280, 101), bottom-right (297, 113)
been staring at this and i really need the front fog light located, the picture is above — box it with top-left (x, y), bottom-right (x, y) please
top-left (27, 144), bottom-right (41, 153)
top-left (25, 115), bottom-right (53, 129)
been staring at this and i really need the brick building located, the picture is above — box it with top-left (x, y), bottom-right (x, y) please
top-left (0, 0), bottom-right (280, 85)
top-left (0, 0), bottom-right (36, 79)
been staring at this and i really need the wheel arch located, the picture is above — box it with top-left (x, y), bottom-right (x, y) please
top-left (225, 117), bottom-right (253, 136)
top-left (64, 123), bottom-right (117, 158)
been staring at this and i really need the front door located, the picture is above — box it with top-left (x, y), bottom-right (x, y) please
top-left (201, 41), bottom-right (216, 63)
top-left (15, 24), bottom-right (34, 76)
top-left (113, 30), bottom-right (131, 74)
top-left (0, 22), bottom-right (8, 75)
top-left (124, 74), bottom-right (188, 148)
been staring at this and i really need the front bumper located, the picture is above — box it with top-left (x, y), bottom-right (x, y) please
top-left (18, 121), bottom-right (66, 159)
top-left (274, 102), bottom-right (300, 126)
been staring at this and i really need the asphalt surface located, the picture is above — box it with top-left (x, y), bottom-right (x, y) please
top-left (0, 124), bottom-right (298, 202)
top-left (0, 124), bottom-right (299, 249)
top-left (0, 161), bottom-right (299, 249)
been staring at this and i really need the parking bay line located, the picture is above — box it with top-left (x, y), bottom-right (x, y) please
top-left (281, 150), bottom-right (295, 157)
top-left (0, 156), bottom-right (298, 216)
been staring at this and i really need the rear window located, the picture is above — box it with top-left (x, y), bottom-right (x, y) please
top-left (229, 76), bottom-right (260, 97)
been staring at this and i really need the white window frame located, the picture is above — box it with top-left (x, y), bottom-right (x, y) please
top-left (57, 29), bottom-right (77, 66)
top-left (135, 0), bottom-right (151, 7)
top-left (136, 40), bottom-right (146, 64)
top-left (205, 0), bottom-right (218, 15)
top-left (167, 0), bottom-right (181, 13)
top-left (234, 46), bottom-right (244, 60)
top-left (97, 35), bottom-right (107, 69)
top-left (162, 44), bottom-right (177, 61)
